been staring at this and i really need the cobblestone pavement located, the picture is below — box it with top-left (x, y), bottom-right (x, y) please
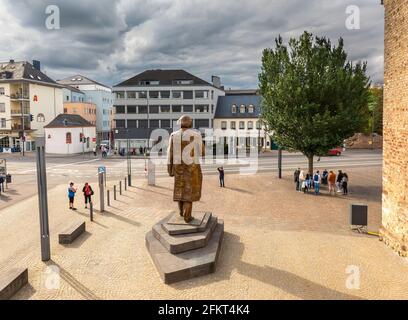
top-left (1, 166), bottom-right (408, 300)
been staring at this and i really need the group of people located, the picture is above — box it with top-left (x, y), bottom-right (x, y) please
top-left (294, 168), bottom-right (349, 195)
top-left (67, 182), bottom-right (94, 210)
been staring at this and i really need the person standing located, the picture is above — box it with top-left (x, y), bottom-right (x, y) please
top-left (299, 169), bottom-right (305, 193)
top-left (313, 170), bottom-right (321, 195)
top-left (68, 182), bottom-right (77, 210)
top-left (93, 146), bottom-right (97, 157)
top-left (82, 182), bottom-right (94, 209)
top-left (217, 166), bottom-right (225, 187)
top-left (328, 170), bottom-right (336, 195)
top-left (336, 170), bottom-right (344, 193)
top-left (342, 173), bottom-right (349, 195)
top-left (294, 168), bottom-right (300, 191)
top-left (322, 169), bottom-right (328, 185)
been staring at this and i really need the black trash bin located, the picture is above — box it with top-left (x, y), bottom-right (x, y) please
top-left (6, 174), bottom-right (11, 183)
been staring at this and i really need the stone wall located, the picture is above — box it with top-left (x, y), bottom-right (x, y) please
top-left (345, 133), bottom-right (383, 149)
top-left (380, 0), bottom-right (408, 257)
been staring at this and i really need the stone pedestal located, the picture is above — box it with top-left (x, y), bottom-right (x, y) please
top-left (146, 211), bottom-right (224, 284)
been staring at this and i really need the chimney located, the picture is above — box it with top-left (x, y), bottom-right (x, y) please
top-left (33, 60), bottom-right (41, 71)
top-left (9, 59), bottom-right (15, 64)
top-left (212, 75), bottom-right (221, 88)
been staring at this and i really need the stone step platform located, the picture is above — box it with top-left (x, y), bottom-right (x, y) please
top-left (146, 220), bottom-right (224, 284)
top-left (162, 212), bottom-right (213, 235)
top-left (153, 214), bottom-right (218, 254)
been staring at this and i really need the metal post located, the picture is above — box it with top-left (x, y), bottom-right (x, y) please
top-left (124, 178), bottom-right (127, 191)
top-left (127, 132), bottom-right (132, 187)
top-left (107, 190), bottom-right (110, 206)
top-left (98, 172), bottom-right (105, 212)
top-left (278, 147), bottom-right (282, 179)
top-left (119, 180), bottom-right (122, 195)
top-left (21, 102), bottom-right (25, 157)
top-left (35, 137), bottom-right (50, 261)
top-left (90, 201), bottom-right (93, 221)
top-left (114, 185), bottom-right (117, 200)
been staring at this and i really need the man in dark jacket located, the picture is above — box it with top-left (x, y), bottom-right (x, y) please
top-left (217, 167), bottom-right (225, 187)
top-left (294, 168), bottom-right (300, 191)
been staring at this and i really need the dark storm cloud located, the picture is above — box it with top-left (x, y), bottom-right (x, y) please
top-left (0, 0), bottom-right (384, 88)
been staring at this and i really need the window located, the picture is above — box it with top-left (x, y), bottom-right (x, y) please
top-left (173, 80), bottom-right (193, 85)
top-left (248, 121), bottom-right (253, 130)
top-left (116, 91), bottom-right (125, 99)
top-left (160, 91), bottom-right (170, 99)
top-left (183, 91), bottom-right (193, 99)
top-left (239, 121), bottom-right (245, 129)
top-left (248, 105), bottom-right (254, 113)
top-left (0, 118), bottom-right (6, 128)
top-left (150, 120), bottom-right (159, 128)
top-left (256, 121), bottom-right (261, 129)
top-left (139, 91), bottom-right (147, 99)
top-left (172, 91), bottom-right (182, 99)
top-left (138, 106), bottom-right (147, 114)
top-left (127, 106), bottom-right (137, 114)
top-left (127, 91), bottom-right (137, 99)
top-left (221, 121), bottom-right (227, 130)
top-left (195, 119), bottom-right (210, 128)
top-left (66, 132), bottom-right (72, 144)
top-left (115, 106), bottom-right (125, 114)
top-left (66, 95), bottom-right (70, 101)
top-left (183, 105), bottom-right (193, 112)
top-left (230, 121), bottom-right (236, 129)
top-left (115, 120), bottom-right (125, 128)
top-left (149, 105), bottom-right (159, 113)
top-left (0, 103), bottom-right (5, 112)
top-left (140, 80), bottom-right (159, 85)
top-left (172, 105), bottom-right (182, 113)
top-left (37, 113), bottom-right (45, 122)
top-left (149, 91), bottom-right (159, 99)
top-left (160, 105), bottom-right (170, 113)
top-left (138, 120), bottom-right (148, 128)
top-left (127, 120), bottom-right (137, 128)
top-left (240, 105), bottom-right (246, 113)
top-left (160, 119), bottom-right (170, 128)
top-left (63, 108), bottom-right (67, 113)
top-left (195, 105), bottom-right (209, 113)
top-left (195, 90), bottom-right (209, 99)
top-left (0, 88), bottom-right (4, 95)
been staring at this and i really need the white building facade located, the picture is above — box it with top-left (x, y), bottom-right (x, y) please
top-left (0, 60), bottom-right (64, 152)
top-left (44, 114), bottom-right (96, 154)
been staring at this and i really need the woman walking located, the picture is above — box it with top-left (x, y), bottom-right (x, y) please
top-left (82, 182), bottom-right (94, 209)
top-left (328, 171), bottom-right (336, 195)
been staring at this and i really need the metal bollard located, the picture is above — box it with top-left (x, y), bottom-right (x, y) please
top-left (124, 178), bottom-right (127, 191)
top-left (119, 181), bottom-right (122, 195)
top-left (90, 202), bottom-right (93, 221)
top-left (114, 185), bottom-right (117, 200)
top-left (107, 190), bottom-right (110, 206)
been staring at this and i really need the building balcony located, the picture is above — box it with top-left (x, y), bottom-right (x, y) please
top-left (9, 93), bottom-right (30, 101)
top-left (11, 124), bottom-right (31, 131)
top-left (11, 109), bottom-right (30, 116)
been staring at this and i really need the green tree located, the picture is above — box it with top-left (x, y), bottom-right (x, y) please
top-left (366, 87), bottom-right (383, 136)
top-left (259, 31), bottom-right (370, 173)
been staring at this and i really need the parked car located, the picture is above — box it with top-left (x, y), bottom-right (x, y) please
top-left (328, 147), bottom-right (342, 156)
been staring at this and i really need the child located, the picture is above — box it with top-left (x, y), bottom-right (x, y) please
top-left (68, 182), bottom-right (77, 210)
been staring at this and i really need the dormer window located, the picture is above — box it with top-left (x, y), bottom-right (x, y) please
top-left (140, 80), bottom-right (159, 86)
top-left (231, 104), bottom-right (237, 113)
top-left (248, 104), bottom-right (254, 113)
top-left (240, 105), bottom-right (246, 113)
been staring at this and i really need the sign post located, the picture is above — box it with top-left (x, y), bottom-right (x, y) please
top-left (98, 166), bottom-right (105, 213)
top-left (35, 137), bottom-right (50, 261)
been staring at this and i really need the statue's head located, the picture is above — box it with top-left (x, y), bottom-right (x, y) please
top-left (177, 115), bottom-right (193, 129)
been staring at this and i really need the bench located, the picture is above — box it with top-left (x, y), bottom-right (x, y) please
top-left (59, 221), bottom-right (86, 244)
top-left (0, 268), bottom-right (28, 300)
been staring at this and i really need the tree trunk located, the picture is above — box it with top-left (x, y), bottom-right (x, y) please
top-left (307, 154), bottom-right (314, 174)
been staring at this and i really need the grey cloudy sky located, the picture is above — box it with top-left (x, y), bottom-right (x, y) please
top-left (0, 0), bottom-right (384, 88)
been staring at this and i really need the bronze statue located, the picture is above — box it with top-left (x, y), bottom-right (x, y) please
top-left (167, 115), bottom-right (205, 223)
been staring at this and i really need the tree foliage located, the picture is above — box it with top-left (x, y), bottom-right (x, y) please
top-left (259, 31), bottom-right (370, 173)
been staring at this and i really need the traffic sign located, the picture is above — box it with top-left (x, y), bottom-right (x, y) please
top-left (98, 166), bottom-right (106, 174)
